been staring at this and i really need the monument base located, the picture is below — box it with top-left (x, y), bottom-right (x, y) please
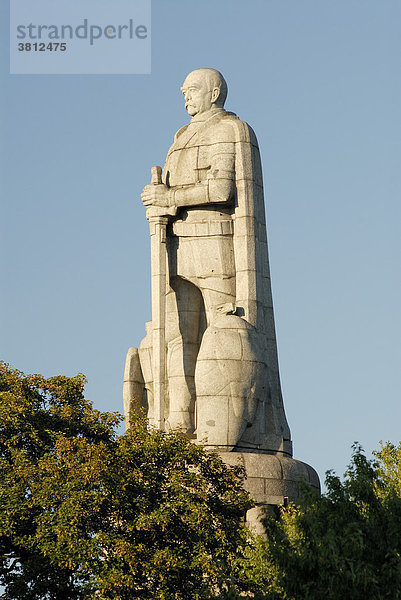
top-left (219, 452), bottom-right (320, 535)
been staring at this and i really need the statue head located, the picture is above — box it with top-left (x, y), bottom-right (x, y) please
top-left (181, 68), bottom-right (228, 117)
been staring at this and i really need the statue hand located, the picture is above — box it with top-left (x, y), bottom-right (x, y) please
top-left (141, 183), bottom-right (171, 207)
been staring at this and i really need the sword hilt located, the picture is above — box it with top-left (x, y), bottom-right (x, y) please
top-left (151, 165), bottom-right (162, 185)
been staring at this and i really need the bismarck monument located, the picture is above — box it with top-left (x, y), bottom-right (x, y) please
top-left (124, 68), bottom-right (319, 530)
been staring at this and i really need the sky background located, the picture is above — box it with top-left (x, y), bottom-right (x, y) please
top-left (1, 0), bottom-right (400, 488)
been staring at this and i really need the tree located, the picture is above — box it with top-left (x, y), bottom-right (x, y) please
top-left (374, 441), bottom-right (401, 499)
top-left (95, 419), bottom-right (254, 599)
top-left (0, 362), bottom-right (254, 600)
top-left (245, 443), bottom-right (401, 599)
top-left (0, 362), bottom-right (120, 599)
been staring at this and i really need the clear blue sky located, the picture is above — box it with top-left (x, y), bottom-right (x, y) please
top-left (1, 0), bottom-right (400, 486)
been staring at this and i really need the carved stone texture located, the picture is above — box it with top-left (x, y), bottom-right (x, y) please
top-left (124, 68), bottom-right (320, 510)
top-left (126, 68), bottom-right (292, 455)
top-left (222, 452), bottom-right (320, 535)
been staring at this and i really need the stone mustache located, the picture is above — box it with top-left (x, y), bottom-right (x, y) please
top-left (124, 68), bottom-right (292, 456)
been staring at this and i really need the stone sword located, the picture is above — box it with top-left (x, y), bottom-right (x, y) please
top-left (147, 165), bottom-right (169, 430)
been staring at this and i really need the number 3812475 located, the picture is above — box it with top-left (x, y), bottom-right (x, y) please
top-left (18, 42), bottom-right (67, 51)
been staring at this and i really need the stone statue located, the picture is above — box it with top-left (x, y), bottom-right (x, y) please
top-left (124, 69), bottom-right (320, 528)
top-left (124, 67), bottom-right (292, 456)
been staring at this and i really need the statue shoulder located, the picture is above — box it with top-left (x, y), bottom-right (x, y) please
top-left (203, 112), bottom-right (243, 144)
top-left (218, 112), bottom-right (260, 147)
top-left (173, 124), bottom-right (190, 142)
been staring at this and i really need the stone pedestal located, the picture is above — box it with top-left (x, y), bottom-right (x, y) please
top-left (220, 452), bottom-right (320, 535)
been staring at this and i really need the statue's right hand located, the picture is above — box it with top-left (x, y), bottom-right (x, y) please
top-left (141, 183), bottom-right (170, 207)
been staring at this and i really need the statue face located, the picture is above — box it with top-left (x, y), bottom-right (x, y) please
top-left (181, 72), bottom-right (216, 117)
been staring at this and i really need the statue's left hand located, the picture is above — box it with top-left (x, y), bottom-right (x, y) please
top-left (141, 184), bottom-right (171, 207)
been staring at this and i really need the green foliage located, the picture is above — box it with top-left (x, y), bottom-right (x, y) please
top-left (5, 360), bottom-right (399, 600)
top-left (0, 362), bottom-right (120, 599)
top-left (374, 441), bottom-right (401, 499)
top-left (95, 418), bottom-right (254, 599)
top-left (0, 362), bottom-right (254, 600)
top-left (247, 443), bottom-right (401, 599)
